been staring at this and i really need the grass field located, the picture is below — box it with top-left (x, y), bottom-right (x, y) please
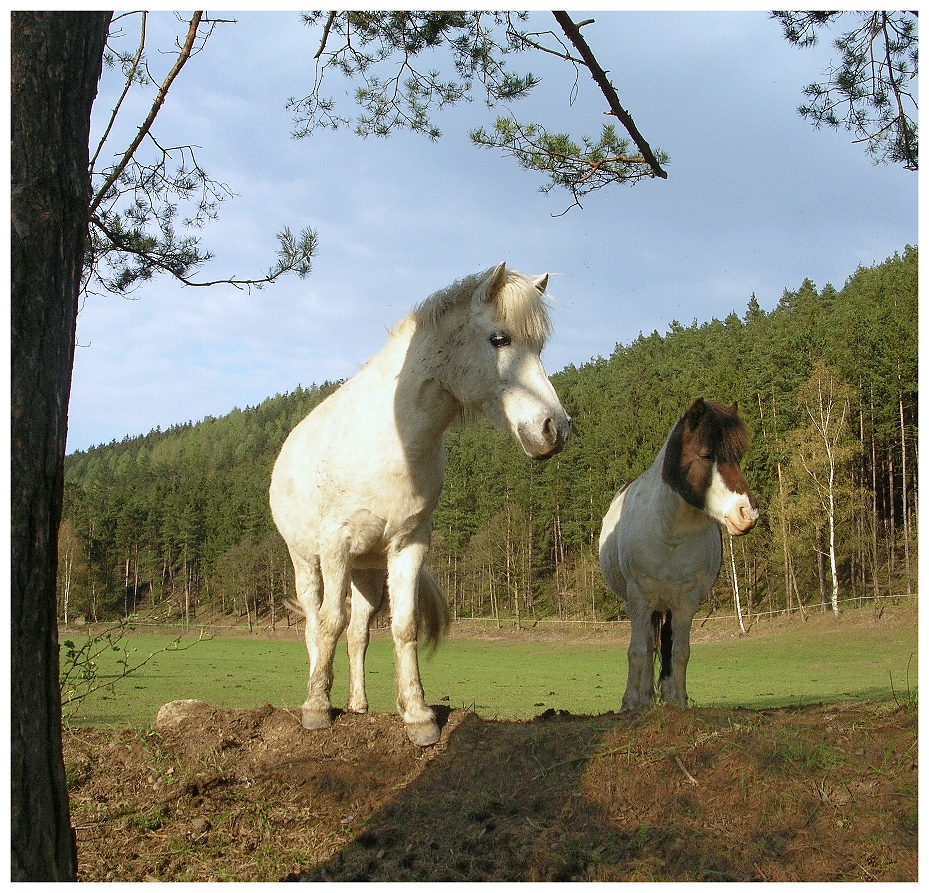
top-left (61, 603), bottom-right (918, 728)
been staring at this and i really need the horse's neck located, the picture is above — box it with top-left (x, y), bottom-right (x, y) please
top-left (648, 442), bottom-right (713, 536)
top-left (379, 324), bottom-right (460, 449)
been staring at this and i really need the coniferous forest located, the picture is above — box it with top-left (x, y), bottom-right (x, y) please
top-left (59, 248), bottom-right (917, 628)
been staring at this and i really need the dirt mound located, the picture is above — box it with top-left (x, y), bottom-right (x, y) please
top-left (65, 698), bottom-right (916, 881)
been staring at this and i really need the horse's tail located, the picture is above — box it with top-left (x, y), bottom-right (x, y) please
top-left (284, 597), bottom-right (305, 618)
top-left (417, 566), bottom-right (451, 654)
top-left (651, 609), bottom-right (673, 690)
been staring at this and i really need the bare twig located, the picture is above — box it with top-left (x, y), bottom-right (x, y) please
top-left (674, 754), bottom-right (700, 785)
top-left (89, 12), bottom-right (204, 218)
top-left (91, 12), bottom-right (148, 172)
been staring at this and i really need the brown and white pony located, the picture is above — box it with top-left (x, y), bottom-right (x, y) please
top-left (598, 399), bottom-right (759, 713)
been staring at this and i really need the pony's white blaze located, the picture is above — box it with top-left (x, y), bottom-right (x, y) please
top-left (270, 262), bottom-right (568, 747)
top-left (705, 463), bottom-right (761, 536)
top-left (598, 398), bottom-right (758, 714)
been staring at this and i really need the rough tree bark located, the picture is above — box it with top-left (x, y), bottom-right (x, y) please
top-left (10, 10), bottom-right (111, 880)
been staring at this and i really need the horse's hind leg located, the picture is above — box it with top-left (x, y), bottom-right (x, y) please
top-left (388, 543), bottom-right (440, 747)
top-left (300, 544), bottom-right (352, 730)
top-left (290, 555), bottom-right (331, 729)
top-left (346, 569), bottom-right (385, 714)
top-left (659, 602), bottom-right (698, 709)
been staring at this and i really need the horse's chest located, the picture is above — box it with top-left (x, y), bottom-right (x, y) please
top-left (627, 528), bottom-right (720, 591)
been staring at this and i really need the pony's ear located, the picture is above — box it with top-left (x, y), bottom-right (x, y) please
top-left (480, 262), bottom-right (508, 303)
top-left (684, 398), bottom-right (707, 425)
top-left (532, 274), bottom-right (549, 294)
top-left (474, 261), bottom-right (506, 304)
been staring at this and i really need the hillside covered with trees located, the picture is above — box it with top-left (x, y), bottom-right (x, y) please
top-left (60, 247), bottom-right (917, 628)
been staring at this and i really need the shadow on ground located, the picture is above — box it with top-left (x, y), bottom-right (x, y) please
top-left (65, 699), bottom-right (917, 882)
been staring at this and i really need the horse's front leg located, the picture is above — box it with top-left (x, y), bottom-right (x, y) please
top-left (302, 543), bottom-right (351, 730)
top-left (388, 543), bottom-right (440, 747)
top-left (346, 569), bottom-right (385, 714)
top-left (660, 600), bottom-right (699, 709)
top-left (621, 588), bottom-right (656, 714)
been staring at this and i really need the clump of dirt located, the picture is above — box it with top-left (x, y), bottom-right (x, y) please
top-left (65, 698), bottom-right (916, 882)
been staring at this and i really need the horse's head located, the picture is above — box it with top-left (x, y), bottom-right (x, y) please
top-left (419, 262), bottom-right (570, 460)
top-left (663, 398), bottom-right (759, 535)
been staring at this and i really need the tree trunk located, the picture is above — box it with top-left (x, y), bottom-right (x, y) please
top-left (10, 11), bottom-right (111, 880)
top-left (728, 535), bottom-right (745, 633)
top-left (887, 456), bottom-right (896, 588)
top-left (816, 525), bottom-right (828, 611)
top-left (869, 397), bottom-right (880, 601)
top-left (62, 547), bottom-right (73, 627)
top-left (899, 393), bottom-right (911, 595)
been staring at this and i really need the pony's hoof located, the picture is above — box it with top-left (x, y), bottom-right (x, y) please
top-left (405, 720), bottom-right (441, 747)
top-left (301, 708), bottom-right (332, 730)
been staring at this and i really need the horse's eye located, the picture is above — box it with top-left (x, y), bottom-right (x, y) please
top-left (489, 332), bottom-right (512, 348)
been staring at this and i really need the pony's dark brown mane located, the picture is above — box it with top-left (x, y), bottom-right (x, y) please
top-left (662, 399), bottom-right (750, 507)
top-left (692, 400), bottom-right (750, 464)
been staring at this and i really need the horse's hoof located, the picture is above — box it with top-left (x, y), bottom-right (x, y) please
top-left (301, 708), bottom-right (332, 730)
top-left (405, 720), bottom-right (441, 747)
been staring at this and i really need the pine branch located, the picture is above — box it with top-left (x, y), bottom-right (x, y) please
top-left (89, 12), bottom-right (204, 218)
top-left (551, 11), bottom-right (667, 179)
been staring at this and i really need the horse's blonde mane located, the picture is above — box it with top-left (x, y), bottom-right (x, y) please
top-left (407, 266), bottom-right (553, 347)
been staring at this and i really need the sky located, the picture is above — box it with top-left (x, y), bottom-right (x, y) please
top-left (66, 7), bottom-right (919, 453)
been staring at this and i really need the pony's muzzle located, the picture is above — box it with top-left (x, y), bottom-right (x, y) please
top-left (519, 414), bottom-right (571, 460)
top-left (724, 501), bottom-right (759, 536)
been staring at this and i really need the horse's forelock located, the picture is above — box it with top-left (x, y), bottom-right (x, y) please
top-left (494, 272), bottom-right (552, 348)
top-left (410, 268), bottom-right (551, 347)
top-left (697, 402), bottom-right (750, 463)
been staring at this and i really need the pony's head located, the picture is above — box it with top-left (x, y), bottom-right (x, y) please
top-left (663, 398), bottom-right (759, 535)
top-left (413, 262), bottom-right (570, 459)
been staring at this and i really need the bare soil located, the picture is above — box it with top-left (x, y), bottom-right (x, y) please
top-left (66, 694), bottom-right (917, 881)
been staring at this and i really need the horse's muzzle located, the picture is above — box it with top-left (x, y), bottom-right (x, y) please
top-left (724, 502), bottom-right (759, 536)
top-left (519, 414), bottom-right (571, 460)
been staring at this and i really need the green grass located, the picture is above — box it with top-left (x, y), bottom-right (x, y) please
top-left (61, 610), bottom-right (918, 729)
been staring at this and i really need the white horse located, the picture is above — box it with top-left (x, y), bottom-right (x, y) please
top-left (598, 399), bottom-right (759, 714)
top-left (270, 263), bottom-right (570, 746)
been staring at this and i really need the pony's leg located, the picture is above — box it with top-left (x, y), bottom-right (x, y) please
top-left (388, 543), bottom-right (440, 747)
top-left (301, 542), bottom-right (352, 730)
top-left (621, 590), bottom-right (656, 714)
top-left (659, 601), bottom-right (699, 709)
top-left (291, 554), bottom-right (332, 729)
top-left (346, 569), bottom-right (385, 714)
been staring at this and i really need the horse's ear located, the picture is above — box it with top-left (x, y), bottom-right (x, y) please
top-left (481, 262), bottom-right (508, 303)
top-left (532, 274), bottom-right (549, 294)
top-left (685, 398), bottom-right (706, 425)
